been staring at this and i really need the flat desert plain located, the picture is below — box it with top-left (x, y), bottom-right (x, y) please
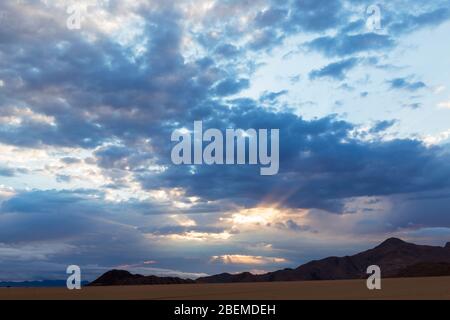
top-left (1, 276), bottom-right (449, 300)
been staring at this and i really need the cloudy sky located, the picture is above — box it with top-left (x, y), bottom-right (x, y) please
top-left (1, 0), bottom-right (450, 281)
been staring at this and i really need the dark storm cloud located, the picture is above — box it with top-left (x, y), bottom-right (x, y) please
top-left (259, 90), bottom-right (288, 102)
top-left (0, 167), bottom-right (15, 177)
top-left (139, 225), bottom-right (227, 235)
top-left (0, 190), bottom-right (104, 243)
top-left (94, 145), bottom-right (135, 169)
top-left (1, 0), bottom-right (447, 214)
top-left (0, 188), bottom-right (245, 280)
top-left (389, 7), bottom-right (450, 34)
top-left (248, 29), bottom-right (285, 51)
top-left (0, 0), bottom-right (446, 151)
top-left (214, 78), bottom-right (250, 96)
top-left (402, 102), bottom-right (422, 110)
top-left (369, 119), bottom-right (397, 133)
top-left (0, 189), bottom-right (102, 215)
top-left (0, 189), bottom-right (191, 269)
top-left (275, 220), bottom-right (313, 232)
top-left (305, 33), bottom-right (395, 57)
top-left (254, 7), bottom-right (288, 28)
top-left (214, 43), bottom-right (241, 58)
top-left (0, 188), bottom-right (181, 220)
top-left (351, 190), bottom-right (450, 236)
top-left (193, 0), bottom-right (351, 53)
top-left (300, 1), bottom-right (450, 59)
top-left (309, 58), bottom-right (360, 80)
top-left (388, 77), bottom-right (427, 91)
top-left (0, 167), bottom-right (28, 177)
top-left (60, 157), bottom-right (81, 164)
top-left (388, 191), bottom-right (450, 229)
top-left (0, 113), bottom-right (106, 148)
top-left (0, 3), bottom-right (222, 149)
top-left (288, 0), bottom-right (346, 32)
top-left (139, 103), bottom-right (450, 213)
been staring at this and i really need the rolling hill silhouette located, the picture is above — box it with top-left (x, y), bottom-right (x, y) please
top-left (89, 270), bottom-right (195, 286)
top-left (90, 238), bottom-right (450, 286)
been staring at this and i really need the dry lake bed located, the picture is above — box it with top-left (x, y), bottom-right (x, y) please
top-left (1, 276), bottom-right (449, 300)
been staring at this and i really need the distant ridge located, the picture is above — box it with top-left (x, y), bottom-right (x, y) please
top-left (0, 280), bottom-right (89, 288)
top-left (90, 238), bottom-right (450, 286)
top-left (198, 238), bottom-right (450, 283)
top-left (88, 270), bottom-right (195, 286)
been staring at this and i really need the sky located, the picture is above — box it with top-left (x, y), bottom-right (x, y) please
top-left (0, 0), bottom-right (450, 281)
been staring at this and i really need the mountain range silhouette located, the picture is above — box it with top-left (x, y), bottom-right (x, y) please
top-left (89, 238), bottom-right (450, 286)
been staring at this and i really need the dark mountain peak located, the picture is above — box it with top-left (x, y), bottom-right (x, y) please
top-left (103, 269), bottom-right (133, 277)
top-left (377, 237), bottom-right (406, 248)
top-left (88, 269), bottom-right (137, 286)
top-left (90, 238), bottom-right (450, 286)
top-left (89, 269), bottom-right (195, 286)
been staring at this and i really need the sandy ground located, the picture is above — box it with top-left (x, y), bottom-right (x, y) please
top-left (1, 276), bottom-right (449, 300)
